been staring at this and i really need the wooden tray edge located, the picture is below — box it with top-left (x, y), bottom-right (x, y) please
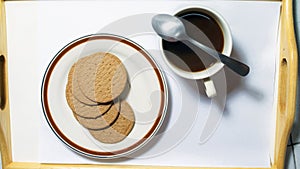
top-left (273, 0), bottom-right (298, 168)
top-left (0, 0), bottom-right (298, 169)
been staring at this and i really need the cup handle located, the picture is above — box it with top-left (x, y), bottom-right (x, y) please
top-left (203, 78), bottom-right (217, 98)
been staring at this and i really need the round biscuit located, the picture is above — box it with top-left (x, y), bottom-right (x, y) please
top-left (66, 65), bottom-right (112, 118)
top-left (75, 101), bottom-right (120, 130)
top-left (68, 64), bottom-right (99, 105)
top-left (94, 53), bottom-right (128, 103)
top-left (73, 52), bottom-right (127, 103)
top-left (89, 101), bottom-right (135, 144)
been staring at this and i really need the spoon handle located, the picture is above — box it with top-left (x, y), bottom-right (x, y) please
top-left (217, 52), bottom-right (250, 76)
top-left (186, 37), bottom-right (250, 76)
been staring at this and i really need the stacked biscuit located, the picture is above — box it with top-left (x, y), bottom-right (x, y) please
top-left (65, 52), bottom-right (135, 144)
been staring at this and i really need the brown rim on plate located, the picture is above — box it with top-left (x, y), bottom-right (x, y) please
top-left (41, 34), bottom-right (167, 158)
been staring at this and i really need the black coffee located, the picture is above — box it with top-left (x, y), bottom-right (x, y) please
top-left (162, 11), bottom-right (224, 72)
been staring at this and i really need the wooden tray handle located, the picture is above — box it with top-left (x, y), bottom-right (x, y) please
top-left (274, 0), bottom-right (298, 168)
top-left (0, 0), bottom-right (12, 168)
top-left (0, 0), bottom-right (8, 111)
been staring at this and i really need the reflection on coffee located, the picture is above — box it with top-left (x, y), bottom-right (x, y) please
top-left (162, 11), bottom-right (224, 72)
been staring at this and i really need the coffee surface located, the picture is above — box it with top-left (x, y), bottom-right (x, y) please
top-left (162, 11), bottom-right (224, 72)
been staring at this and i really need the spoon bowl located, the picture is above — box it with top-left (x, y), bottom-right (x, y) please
top-left (152, 14), bottom-right (186, 42)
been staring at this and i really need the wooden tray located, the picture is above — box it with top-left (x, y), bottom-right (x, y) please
top-left (0, 0), bottom-right (298, 168)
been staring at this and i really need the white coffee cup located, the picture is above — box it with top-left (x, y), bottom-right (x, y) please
top-left (160, 6), bottom-right (232, 97)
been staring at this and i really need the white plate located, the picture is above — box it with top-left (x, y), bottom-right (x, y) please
top-left (41, 34), bottom-right (168, 158)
